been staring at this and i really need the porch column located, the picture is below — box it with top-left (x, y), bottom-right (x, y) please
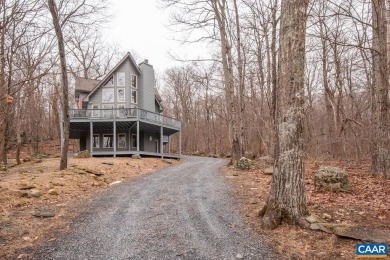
top-left (90, 121), bottom-right (93, 156)
top-left (168, 135), bottom-right (171, 154)
top-left (136, 120), bottom-right (140, 152)
top-left (179, 130), bottom-right (182, 158)
top-left (160, 126), bottom-right (163, 159)
top-left (113, 121), bottom-right (116, 157)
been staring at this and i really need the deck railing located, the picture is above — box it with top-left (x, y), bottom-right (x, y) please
top-left (69, 108), bottom-right (181, 129)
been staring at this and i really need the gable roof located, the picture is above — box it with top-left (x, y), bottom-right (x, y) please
top-left (84, 52), bottom-right (141, 102)
top-left (75, 77), bottom-right (100, 93)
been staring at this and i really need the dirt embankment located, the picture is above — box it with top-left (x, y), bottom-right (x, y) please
top-left (0, 156), bottom-right (178, 259)
top-left (223, 159), bottom-right (390, 260)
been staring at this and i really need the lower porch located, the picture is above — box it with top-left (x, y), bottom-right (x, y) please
top-left (70, 119), bottom-right (181, 159)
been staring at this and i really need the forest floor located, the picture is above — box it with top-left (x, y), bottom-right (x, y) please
top-left (223, 158), bottom-right (390, 259)
top-left (0, 152), bottom-right (178, 259)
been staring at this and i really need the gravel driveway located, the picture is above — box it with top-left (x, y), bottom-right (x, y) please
top-left (27, 156), bottom-right (279, 259)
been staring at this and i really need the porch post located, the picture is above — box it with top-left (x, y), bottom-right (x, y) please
top-left (179, 130), bottom-right (182, 158)
top-left (160, 126), bottom-right (163, 159)
top-left (90, 121), bottom-right (93, 156)
top-left (113, 121), bottom-right (116, 157)
top-left (136, 120), bottom-right (140, 152)
top-left (168, 135), bottom-right (171, 154)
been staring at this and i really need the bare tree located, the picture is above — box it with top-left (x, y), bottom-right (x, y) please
top-left (260, 0), bottom-right (309, 229)
top-left (371, 0), bottom-right (390, 177)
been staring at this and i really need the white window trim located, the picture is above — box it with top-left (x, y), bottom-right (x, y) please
top-left (117, 88), bottom-right (125, 102)
top-left (131, 74), bottom-right (137, 89)
top-left (117, 72), bottom-right (125, 86)
top-left (103, 134), bottom-right (113, 148)
top-left (117, 133), bottom-right (126, 148)
top-left (131, 89), bottom-right (138, 104)
top-left (93, 134), bottom-right (100, 148)
top-left (102, 88), bottom-right (114, 103)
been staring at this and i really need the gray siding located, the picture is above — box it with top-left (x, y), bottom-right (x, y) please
top-left (139, 62), bottom-right (156, 112)
top-left (88, 58), bottom-right (141, 109)
top-left (143, 131), bottom-right (159, 153)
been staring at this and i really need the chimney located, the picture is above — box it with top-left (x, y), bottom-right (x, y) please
top-left (144, 59), bottom-right (148, 64)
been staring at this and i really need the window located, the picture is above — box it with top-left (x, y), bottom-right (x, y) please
top-left (103, 134), bottom-right (113, 148)
top-left (117, 88), bottom-right (125, 102)
top-left (93, 134), bottom-right (100, 148)
top-left (131, 134), bottom-right (137, 148)
top-left (131, 75), bottom-right (137, 88)
top-left (117, 72), bottom-right (125, 86)
top-left (103, 104), bottom-right (114, 118)
top-left (91, 105), bottom-right (99, 117)
top-left (118, 133), bottom-right (126, 148)
top-left (104, 76), bottom-right (114, 87)
top-left (102, 88), bottom-right (114, 103)
top-left (131, 89), bottom-right (137, 104)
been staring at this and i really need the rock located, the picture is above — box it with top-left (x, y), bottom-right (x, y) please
top-left (92, 182), bottom-right (101, 187)
top-left (322, 213), bottom-right (332, 221)
top-left (30, 189), bottom-right (43, 198)
top-left (263, 167), bottom-right (273, 175)
top-left (244, 151), bottom-right (256, 160)
top-left (315, 166), bottom-right (352, 192)
top-left (132, 154), bottom-right (141, 159)
top-left (34, 159), bottom-right (43, 163)
top-left (18, 190), bottom-right (30, 198)
top-left (258, 155), bottom-right (273, 164)
top-left (109, 180), bottom-right (122, 186)
top-left (306, 214), bottom-right (326, 224)
top-left (249, 199), bottom-right (257, 204)
top-left (17, 184), bottom-right (36, 190)
top-left (310, 223), bottom-right (390, 243)
top-left (236, 157), bottom-right (252, 170)
top-left (236, 254), bottom-right (243, 259)
top-left (102, 162), bottom-right (114, 166)
top-left (32, 210), bottom-right (55, 218)
top-left (162, 159), bottom-right (172, 164)
top-left (48, 189), bottom-right (59, 195)
top-left (75, 150), bottom-right (90, 158)
top-left (23, 157), bottom-right (31, 162)
top-left (153, 164), bottom-right (159, 168)
top-left (22, 236), bottom-right (32, 241)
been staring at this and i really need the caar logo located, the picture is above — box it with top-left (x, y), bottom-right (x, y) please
top-left (356, 243), bottom-right (388, 258)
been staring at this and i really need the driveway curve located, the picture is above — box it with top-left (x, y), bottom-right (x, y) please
top-left (27, 156), bottom-right (279, 259)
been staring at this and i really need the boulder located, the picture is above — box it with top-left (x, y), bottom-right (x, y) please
top-left (244, 151), bottom-right (256, 160)
top-left (263, 167), bottom-right (273, 175)
top-left (236, 157), bottom-right (252, 170)
top-left (48, 189), bottom-right (59, 195)
top-left (315, 166), bottom-right (352, 192)
top-left (162, 159), bottom-right (172, 164)
top-left (30, 189), bottom-right (43, 198)
top-left (258, 156), bottom-right (273, 164)
top-left (75, 150), bottom-right (90, 158)
top-left (32, 210), bottom-right (55, 218)
top-left (310, 223), bottom-right (390, 243)
top-left (132, 154), bottom-right (141, 159)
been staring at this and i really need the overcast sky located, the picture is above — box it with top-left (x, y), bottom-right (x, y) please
top-left (103, 0), bottom-right (209, 74)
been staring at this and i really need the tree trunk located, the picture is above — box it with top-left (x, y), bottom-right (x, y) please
top-left (371, 0), bottom-right (390, 177)
top-left (261, 0), bottom-right (309, 229)
top-left (48, 0), bottom-right (70, 170)
top-left (212, 0), bottom-right (240, 165)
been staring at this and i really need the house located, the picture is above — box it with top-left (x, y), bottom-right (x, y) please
top-left (69, 52), bottom-right (181, 159)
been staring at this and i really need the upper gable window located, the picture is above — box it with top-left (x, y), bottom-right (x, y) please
top-left (131, 75), bottom-right (137, 88)
top-left (104, 76), bottom-right (114, 87)
top-left (117, 72), bottom-right (125, 86)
